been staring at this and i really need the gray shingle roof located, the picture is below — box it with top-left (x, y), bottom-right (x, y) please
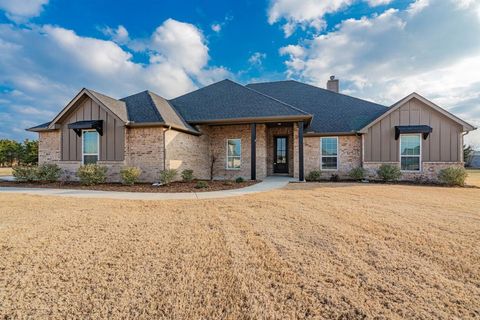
top-left (120, 91), bottom-right (198, 133)
top-left (27, 121), bottom-right (51, 131)
top-left (169, 79), bottom-right (310, 123)
top-left (247, 80), bottom-right (388, 133)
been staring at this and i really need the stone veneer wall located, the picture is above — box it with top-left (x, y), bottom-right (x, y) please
top-left (164, 127), bottom-right (211, 180)
top-left (363, 162), bottom-right (464, 182)
top-left (304, 135), bottom-right (362, 179)
top-left (267, 126), bottom-right (294, 176)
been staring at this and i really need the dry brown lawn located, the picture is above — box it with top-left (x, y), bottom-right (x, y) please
top-left (467, 168), bottom-right (480, 187)
top-left (0, 183), bottom-right (479, 319)
top-left (0, 167), bottom-right (12, 176)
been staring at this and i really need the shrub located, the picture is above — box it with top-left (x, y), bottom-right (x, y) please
top-left (181, 169), bottom-right (195, 182)
top-left (438, 167), bottom-right (467, 186)
top-left (76, 164), bottom-right (107, 186)
top-left (120, 166), bottom-right (142, 185)
top-left (159, 169), bottom-right (177, 185)
top-left (37, 164), bottom-right (62, 182)
top-left (330, 173), bottom-right (339, 182)
top-left (349, 167), bottom-right (366, 181)
top-left (235, 176), bottom-right (245, 183)
top-left (377, 164), bottom-right (401, 182)
top-left (195, 180), bottom-right (209, 189)
top-left (12, 166), bottom-right (38, 182)
top-left (306, 170), bottom-right (321, 181)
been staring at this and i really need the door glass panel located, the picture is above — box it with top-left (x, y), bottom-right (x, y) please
top-left (276, 137), bottom-right (287, 164)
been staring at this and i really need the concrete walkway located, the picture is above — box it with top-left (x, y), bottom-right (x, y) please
top-left (0, 176), bottom-right (295, 200)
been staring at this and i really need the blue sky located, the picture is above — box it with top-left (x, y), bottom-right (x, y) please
top-left (0, 0), bottom-right (479, 147)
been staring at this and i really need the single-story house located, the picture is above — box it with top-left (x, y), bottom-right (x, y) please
top-left (28, 77), bottom-right (476, 182)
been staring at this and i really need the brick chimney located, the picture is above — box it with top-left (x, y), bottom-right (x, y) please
top-left (326, 75), bottom-right (339, 93)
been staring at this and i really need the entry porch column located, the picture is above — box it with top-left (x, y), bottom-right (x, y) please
top-left (298, 121), bottom-right (304, 181)
top-left (251, 123), bottom-right (256, 180)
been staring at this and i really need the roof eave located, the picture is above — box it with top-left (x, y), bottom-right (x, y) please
top-left (126, 121), bottom-right (201, 136)
top-left (26, 123), bottom-right (60, 132)
top-left (187, 114), bottom-right (312, 126)
top-left (304, 131), bottom-right (359, 137)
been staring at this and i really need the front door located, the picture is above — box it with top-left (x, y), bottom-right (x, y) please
top-left (274, 136), bottom-right (289, 174)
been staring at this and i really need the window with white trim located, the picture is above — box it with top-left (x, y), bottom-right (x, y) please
top-left (226, 139), bottom-right (241, 169)
top-left (82, 130), bottom-right (99, 164)
top-left (321, 137), bottom-right (338, 170)
top-left (400, 134), bottom-right (421, 171)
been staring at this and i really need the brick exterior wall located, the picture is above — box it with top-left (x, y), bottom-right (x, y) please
top-left (124, 127), bottom-right (165, 182)
top-left (39, 131), bottom-right (61, 164)
top-left (208, 124), bottom-right (267, 180)
top-left (164, 127), bottom-right (211, 180)
top-left (304, 135), bottom-right (362, 179)
top-left (363, 162), bottom-right (464, 182)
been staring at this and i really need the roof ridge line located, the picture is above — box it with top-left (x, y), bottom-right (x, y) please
top-left (145, 91), bottom-right (166, 123)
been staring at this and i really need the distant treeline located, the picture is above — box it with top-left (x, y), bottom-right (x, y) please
top-left (0, 139), bottom-right (38, 167)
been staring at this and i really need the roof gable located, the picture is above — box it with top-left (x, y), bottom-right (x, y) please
top-left (169, 79), bottom-right (311, 123)
top-left (358, 92), bottom-right (476, 133)
top-left (247, 80), bottom-right (387, 134)
top-left (48, 88), bottom-right (127, 130)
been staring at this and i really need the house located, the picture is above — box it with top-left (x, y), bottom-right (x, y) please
top-left (27, 77), bottom-right (476, 182)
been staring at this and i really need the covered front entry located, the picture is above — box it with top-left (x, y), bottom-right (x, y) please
top-left (249, 121), bottom-right (305, 181)
top-left (266, 122), bottom-right (296, 177)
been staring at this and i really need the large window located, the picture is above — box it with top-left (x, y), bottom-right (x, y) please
top-left (321, 137), bottom-right (338, 170)
top-left (226, 139), bottom-right (241, 169)
top-left (82, 130), bottom-right (99, 164)
top-left (400, 134), bottom-right (421, 171)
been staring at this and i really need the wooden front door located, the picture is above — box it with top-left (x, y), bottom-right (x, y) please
top-left (274, 136), bottom-right (289, 173)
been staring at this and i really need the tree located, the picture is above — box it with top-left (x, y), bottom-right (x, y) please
top-left (20, 139), bottom-right (39, 165)
top-left (0, 139), bottom-right (22, 167)
top-left (464, 144), bottom-right (474, 166)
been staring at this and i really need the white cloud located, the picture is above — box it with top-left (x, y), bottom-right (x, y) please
top-left (366, 0), bottom-right (393, 6)
top-left (248, 52), bottom-right (267, 67)
top-left (100, 25), bottom-right (130, 44)
top-left (0, 19), bottom-right (229, 140)
top-left (279, 0), bottom-right (480, 146)
top-left (268, 0), bottom-right (354, 37)
top-left (211, 23), bottom-right (221, 32)
top-left (0, 0), bottom-right (49, 22)
top-left (210, 15), bottom-right (233, 34)
top-left (151, 19), bottom-right (209, 75)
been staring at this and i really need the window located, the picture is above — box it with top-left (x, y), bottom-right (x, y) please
top-left (321, 137), bottom-right (338, 170)
top-left (226, 139), bottom-right (241, 169)
top-left (400, 134), bottom-right (421, 171)
top-left (82, 130), bottom-right (99, 164)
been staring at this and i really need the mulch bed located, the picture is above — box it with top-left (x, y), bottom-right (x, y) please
top-left (0, 180), bottom-right (258, 193)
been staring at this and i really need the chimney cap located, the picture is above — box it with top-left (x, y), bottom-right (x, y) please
top-left (330, 75), bottom-right (335, 80)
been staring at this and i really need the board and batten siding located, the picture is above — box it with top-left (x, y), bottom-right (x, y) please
top-left (60, 96), bottom-right (125, 161)
top-left (364, 97), bottom-right (463, 162)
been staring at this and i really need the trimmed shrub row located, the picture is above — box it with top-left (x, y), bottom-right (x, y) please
top-left (13, 164), bottom-right (62, 182)
top-left (306, 164), bottom-right (468, 186)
